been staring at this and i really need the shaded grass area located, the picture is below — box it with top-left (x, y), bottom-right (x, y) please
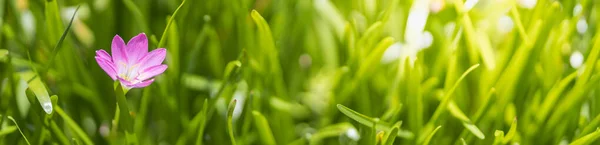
top-left (1, 0), bottom-right (600, 144)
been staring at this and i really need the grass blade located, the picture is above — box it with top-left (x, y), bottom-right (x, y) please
top-left (309, 123), bottom-right (354, 145)
top-left (571, 128), bottom-right (600, 145)
top-left (462, 122), bottom-right (485, 139)
top-left (19, 71), bottom-right (52, 114)
top-left (7, 116), bottom-right (30, 145)
top-left (384, 126), bottom-right (399, 145)
top-left (337, 104), bottom-right (376, 127)
top-left (195, 99), bottom-right (209, 145)
top-left (431, 64), bottom-right (480, 122)
top-left (422, 126), bottom-right (442, 145)
top-left (55, 105), bottom-right (93, 145)
top-left (580, 114), bottom-right (600, 139)
top-left (46, 5), bottom-right (80, 68)
top-left (227, 99), bottom-right (237, 145)
top-left (122, 0), bottom-right (150, 33)
top-left (503, 118), bottom-right (517, 144)
top-left (252, 111), bottom-right (277, 145)
top-left (493, 130), bottom-right (505, 145)
top-left (421, 64), bottom-right (480, 142)
top-left (250, 9), bottom-right (288, 99)
top-left (337, 104), bottom-right (391, 129)
top-left (157, 0), bottom-right (186, 48)
top-left (0, 126), bottom-right (17, 137)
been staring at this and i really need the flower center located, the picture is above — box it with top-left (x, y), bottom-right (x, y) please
top-left (118, 62), bottom-right (141, 83)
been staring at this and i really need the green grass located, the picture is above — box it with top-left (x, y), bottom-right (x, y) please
top-left (1, 0), bottom-right (600, 144)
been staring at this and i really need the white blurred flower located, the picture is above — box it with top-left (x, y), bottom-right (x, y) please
top-left (576, 19), bottom-right (588, 35)
top-left (99, 122), bottom-right (110, 137)
top-left (62, 5), bottom-right (90, 21)
top-left (497, 15), bottom-right (514, 34)
top-left (232, 81), bottom-right (248, 120)
top-left (581, 102), bottom-right (590, 120)
top-left (381, 42), bottom-right (403, 64)
top-left (405, 0), bottom-right (430, 43)
top-left (444, 22), bottom-right (456, 37)
top-left (464, 0), bottom-right (479, 11)
top-left (430, 0), bottom-right (445, 13)
top-left (573, 4), bottom-right (583, 16)
top-left (20, 10), bottom-right (35, 42)
top-left (420, 31), bottom-right (434, 49)
top-left (518, 0), bottom-right (537, 9)
top-left (570, 51), bottom-right (584, 68)
top-left (346, 128), bottom-right (360, 141)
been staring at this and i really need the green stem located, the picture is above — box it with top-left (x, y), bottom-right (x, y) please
top-left (55, 107), bottom-right (93, 145)
top-left (48, 120), bottom-right (70, 145)
top-left (114, 83), bottom-right (138, 145)
top-left (110, 105), bottom-right (120, 141)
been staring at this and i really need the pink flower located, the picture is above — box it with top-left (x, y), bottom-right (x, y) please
top-left (95, 33), bottom-right (167, 89)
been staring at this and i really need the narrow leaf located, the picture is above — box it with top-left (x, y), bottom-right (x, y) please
top-left (0, 126), bottom-right (17, 137)
top-left (46, 5), bottom-right (80, 68)
top-left (337, 104), bottom-right (391, 129)
top-left (195, 99), bottom-right (209, 145)
top-left (227, 99), bottom-right (237, 145)
top-left (19, 71), bottom-right (52, 114)
top-left (493, 130), bottom-right (505, 145)
top-left (384, 126), bottom-right (399, 145)
top-left (570, 128), bottom-right (600, 145)
top-left (462, 122), bottom-right (485, 139)
top-left (158, 0), bottom-right (187, 47)
top-left (252, 111), bottom-right (277, 145)
top-left (503, 118), bottom-right (517, 144)
top-left (55, 106), bottom-right (93, 145)
top-left (7, 116), bottom-right (30, 145)
top-left (309, 123), bottom-right (354, 145)
top-left (422, 126), bottom-right (442, 145)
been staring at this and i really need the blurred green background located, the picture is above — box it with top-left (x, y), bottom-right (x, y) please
top-left (2, 0), bottom-right (600, 144)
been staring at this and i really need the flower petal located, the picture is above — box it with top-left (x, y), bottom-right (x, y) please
top-left (137, 65), bottom-right (167, 81)
top-left (130, 79), bottom-right (155, 88)
top-left (117, 77), bottom-right (135, 89)
top-left (95, 56), bottom-right (117, 80)
top-left (111, 35), bottom-right (128, 72)
top-left (126, 33), bottom-right (148, 64)
top-left (138, 48), bottom-right (166, 70)
top-left (96, 49), bottom-right (112, 61)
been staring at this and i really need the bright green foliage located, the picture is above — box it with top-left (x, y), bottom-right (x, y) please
top-left (2, 0), bottom-right (600, 144)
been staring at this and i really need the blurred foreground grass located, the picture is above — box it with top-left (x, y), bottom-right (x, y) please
top-left (2, 0), bottom-right (600, 144)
